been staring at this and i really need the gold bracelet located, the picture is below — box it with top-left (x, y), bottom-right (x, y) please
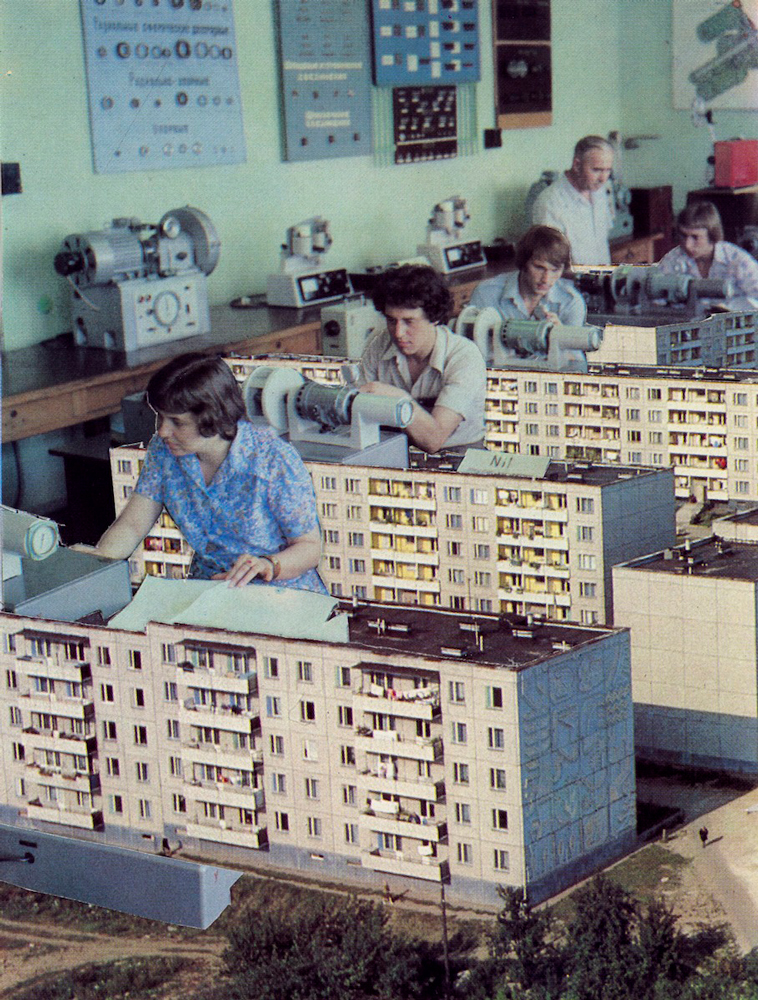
top-left (261, 555), bottom-right (281, 580)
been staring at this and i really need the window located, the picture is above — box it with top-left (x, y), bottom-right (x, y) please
top-left (9, 706), bottom-right (21, 727)
top-left (492, 808), bottom-right (509, 830)
top-left (136, 761), bottom-right (149, 782)
top-left (494, 849), bottom-right (510, 871)
top-left (447, 540), bottom-right (462, 556)
top-left (735, 392), bottom-right (748, 405)
top-left (173, 794), bottom-right (187, 813)
top-left (446, 513), bottom-right (462, 529)
top-left (275, 811), bottom-right (289, 832)
top-left (444, 486), bottom-right (462, 502)
top-left (337, 666), bottom-right (351, 688)
top-left (322, 503), bottom-right (338, 519)
top-left (298, 660), bottom-right (313, 682)
top-left (300, 700), bottom-right (316, 722)
top-left (348, 532), bottom-right (364, 547)
top-left (345, 477), bottom-right (361, 494)
top-left (457, 842), bottom-right (472, 864)
top-left (264, 656), bottom-right (279, 679)
top-left (580, 582), bottom-right (597, 598)
top-left (545, 382), bottom-right (558, 395)
top-left (343, 784), bottom-right (357, 805)
top-left (488, 727), bottom-right (505, 750)
top-left (524, 380), bottom-right (538, 393)
top-left (449, 568), bottom-right (465, 584)
top-left (490, 767), bottom-right (506, 791)
top-left (272, 773), bottom-right (286, 794)
top-left (169, 756), bottom-right (182, 777)
top-left (134, 688), bottom-right (145, 708)
top-left (448, 680), bottom-right (465, 704)
top-left (161, 643), bottom-right (176, 663)
top-left (626, 408), bottom-right (640, 421)
top-left (338, 705), bottom-right (354, 727)
top-left (270, 734), bottom-right (285, 756)
top-left (134, 725), bottom-right (148, 745)
top-left (139, 799), bottom-right (151, 820)
top-left (474, 570), bottom-right (491, 587)
top-left (486, 686), bottom-right (503, 709)
top-left (305, 777), bottom-right (319, 799)
top-left (626, 387), bottom-right (640, 399)
top-left (470, 488), bottom-right (488, 505)
top-left (167, 719), bottom-right (180, 740)
top-left (266, 696), bottom-right (282, 718)
top-left (648, 387), bottom-right (662, 400)
top-left (576, 497), bottom-right (595, 513)
top-left (349, 558), bottom-right (366, 573)
top-left (525, 401), bottom-right (539, 414)
top-left (303, 739), bottom-right (318, 760)
top-left (577, 553), bottom-right (596, 570)
top-left (455, 802), bottom-right (471, 824)
top-left (474, 543), bottom-right (490, 560)
top-left (307, 816), bottom-right (322, 837)
top-left (325, 529), bottom-right (340, 544)
top-left (6, 670), bottom-right (17, 689)
top-left (106, 757), bottom-right (120, 777)
top-left (344, 823), bottom-right (359, 844)
top-left (627, 430), bottom-right (641, 442)
top-left (129, 650), bottom-right (142, 670)
top-left (341, 745), bottom-right (356, 766)
top-left (578, 526), bottom-right (594, 542)
top-left (525, 423), bottom-right (539, 436)
top-left (2, 634), bottom-right (16, 654)
top-left (321, 475), bottom-right (337, 490)
top-left (100, 683), bottom-right (114, 703)
top-left (451, 722), bottom-right (467, 744)
top-left (12, 742), bottom-right (24, 761)
top-left (103, 720), bottom-right (117, 740)
top-left (735, 437), bottom-right (749, 450)
top-left (453, 762), bottom-right (469, 784)
top-left (629, 451), bottom-right (642, 464)
top-left (648, 410), bottom-right (662, 423)
top-left (163, 681), bottom-right (178, 702)
top-left (109, 795), bottom-right (123, 815)
top-left (735, 481), bottom-right (750, 494)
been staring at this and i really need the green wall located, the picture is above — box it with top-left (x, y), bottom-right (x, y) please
top-left (2, 0), bottom-right (624, 353)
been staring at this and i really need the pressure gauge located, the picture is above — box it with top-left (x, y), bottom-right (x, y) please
top-left (153, 290), bottom-right (181, 327)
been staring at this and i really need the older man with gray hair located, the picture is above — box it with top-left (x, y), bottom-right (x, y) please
top-left (531, 135), bottom-right (615, 265)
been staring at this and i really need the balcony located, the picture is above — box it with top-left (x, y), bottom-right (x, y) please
top-left (180, 699), bottom-right (258, 731)
top-left (186, 821), bottom-right (266, 849)
top-left (180, 670), bottom-right (258, 696)
top-left (22, 729), bottom-right (96, 755)
top-left (23, 691), bottom-right (94, 717)
top-left (354, 686), bottom-right (440, 721)
top-left (355, 731), bottom-right (442, 763)
top-left (182, 743), bottom-right (262, 769)
top-left (357, 770), bottom-right (441, 801)
top-left (28, 765), bottom-right (100, 795)
top-left (26, 801), bottom-right (103, 830)
top-left (362, 849), bottom-right (449, 883)
top-left (185, 781), bottom-right (264, 810)
top-left (17, 658), bottom-right (91, 684)
top-left (360, 809), bottom-right (446, 842)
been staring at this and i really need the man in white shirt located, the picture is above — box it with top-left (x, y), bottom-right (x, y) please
top-left (531, 135), bottom-right (615, 265)
top-left (359, 265), bottom-right (486, 453)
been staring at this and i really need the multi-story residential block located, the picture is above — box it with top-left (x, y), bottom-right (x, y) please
top-left (590, 310), bottom-right (758, 369)
top-left (228, 353), bottom-right (758, 502)
top-left (110, 445), bottom-right (675, 626)
top-left (613, 508), bottom-right (758, 774)
top-left (0, 598), bottom-right (635, 905)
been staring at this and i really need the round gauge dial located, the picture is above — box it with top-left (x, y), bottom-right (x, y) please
top-left (153, 291), bottom-right (181, 327)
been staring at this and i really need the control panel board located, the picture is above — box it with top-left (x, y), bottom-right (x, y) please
top-left (267, 268), bottom-right (353, 308)
top-left (492, 0), bottom-right (552, 129)
top-left (371, 0), bottom-right (480, 86)
top-left (393, 85), bottom-right (457, 163)
top-left (79, 0), bottom-right (246, 173)
top-left (274, 0), bottom-right (373, 162)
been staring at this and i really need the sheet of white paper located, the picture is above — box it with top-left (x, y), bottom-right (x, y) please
top-left (108, 576), bottom-right (348, 643)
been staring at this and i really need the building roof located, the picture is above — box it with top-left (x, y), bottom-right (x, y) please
top-left (621, 537), bottom-right (758, 582)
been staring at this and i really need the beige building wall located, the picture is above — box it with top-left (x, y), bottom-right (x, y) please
top-left (0, 605), bottom-right (635, 905)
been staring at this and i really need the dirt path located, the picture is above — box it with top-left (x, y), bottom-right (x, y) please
top-left (638, 776), bottom-right (758, 952)
top-left (0, 916), bottom-right (224, 998)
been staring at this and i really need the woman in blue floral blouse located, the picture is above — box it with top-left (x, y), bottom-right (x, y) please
top-left (93, 352), bottom-right (326, 593)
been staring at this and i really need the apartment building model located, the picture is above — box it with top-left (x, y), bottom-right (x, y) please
top-left (614, 506), bottom-right (758, 775)
top-left (0, 590), bottom-right (635, 905)
top-left (590, 309), bottom-right (758, 369)
top-left (227, 352), bottom-right (758, 504)
top-left (111, 442), bottom-right (675, 627)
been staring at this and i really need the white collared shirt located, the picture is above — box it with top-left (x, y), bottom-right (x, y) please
top-left (531, 172), bottom-right (615, 265)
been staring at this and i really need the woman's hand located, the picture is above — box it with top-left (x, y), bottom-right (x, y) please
top-left (213, 554), bottom-right (276, 588)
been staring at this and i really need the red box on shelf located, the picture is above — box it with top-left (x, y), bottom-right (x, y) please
top-left (714, 140), bottom-right (758, 189)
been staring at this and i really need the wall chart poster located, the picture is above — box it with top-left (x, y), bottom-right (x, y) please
top-left (79, 0), bottom-right (246, 173)
top-left (673, 0), bottom-right (758, 109)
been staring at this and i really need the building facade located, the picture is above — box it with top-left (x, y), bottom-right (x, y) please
top-left (111, 446), bottom-right (675, 626)
top-left (614, 508), bottom-right (758, 774)
top-left (0, 600), bottom-right (635, 905)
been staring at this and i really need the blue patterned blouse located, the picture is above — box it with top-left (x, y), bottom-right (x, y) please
top-left (135, 420), bottom-right (326, 593)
